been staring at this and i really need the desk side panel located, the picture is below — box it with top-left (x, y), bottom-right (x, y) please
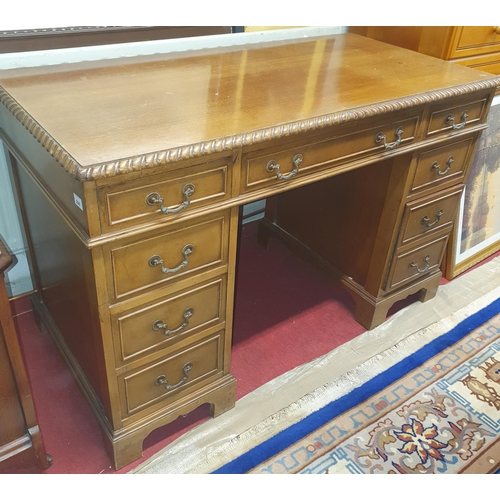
top-left (11, 161), bottom-right (112, 420)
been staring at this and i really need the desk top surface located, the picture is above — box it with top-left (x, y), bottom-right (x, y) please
top-left (1, 33), bottom-right (499, 181)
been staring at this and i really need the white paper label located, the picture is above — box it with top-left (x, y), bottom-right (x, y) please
top-left (73, 193), bottom-right (83, 211)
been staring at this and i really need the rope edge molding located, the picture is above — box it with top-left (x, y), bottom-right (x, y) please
top-left (2, 78), bottom-right (500, 182)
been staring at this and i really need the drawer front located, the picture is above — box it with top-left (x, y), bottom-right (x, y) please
top-left (461, 55), bottom-right (500, 75)
top-left (410, 136), bottom-right (475, 195)
top-left (450, 27), bottom-right (500, 59)
top-left (386, 235), bottom-right (448, 292)
top-left (112, 278), bottom-right (226, 365)
top-left (400, 187), bottom-right (463, 246)
top-left (109, 212), bottom-right (229, 300)
top-left (121, 333), bottom-right (223, 416)
top-left (425, 97), bottom-right (489, 138)
top-left (98, 159), bottom-right (230, 233)
top-left (241, 113), bottom-right (421, 194)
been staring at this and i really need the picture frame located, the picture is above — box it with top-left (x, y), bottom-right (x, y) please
top-left (445, 93), bottom-right (500, 279)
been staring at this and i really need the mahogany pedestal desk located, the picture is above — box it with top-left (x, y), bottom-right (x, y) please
top-left (1, 33), bottom-right (499, 469)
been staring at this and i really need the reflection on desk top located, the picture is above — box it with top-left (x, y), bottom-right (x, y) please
top-left (0, 32), bottom-right (499, 181)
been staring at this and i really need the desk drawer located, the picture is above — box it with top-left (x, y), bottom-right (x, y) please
top-left (450, 27), bottom-right (500, 59)
top-left (112, 278), bottom-right (226, 366)
top-left (98, 159), bottom-right (230, 233)
top-left (410, 136), bottom-right (475, 195)
top-left (241, 113), bottom-right (420, 193)
top-left (458, 54), bottom-right (500, 75)
top-left (425, 97), bottom-right (489, 138)
top-left (120, 333), bottom-right (223, 416)
top-left (399, 187), bottom-right (463, 246)
top-left (108, 212), bottom-right (229, 300)
top-left (386, 235), bottom-right (448, 292)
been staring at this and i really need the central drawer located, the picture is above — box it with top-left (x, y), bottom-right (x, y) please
top-left (241, 111), bottom-right (421, 194)
top-left (106, 211), bottom-right (230, 301)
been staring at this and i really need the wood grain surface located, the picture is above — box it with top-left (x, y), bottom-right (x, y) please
top-left (1, 33), bottom-right (499, 179)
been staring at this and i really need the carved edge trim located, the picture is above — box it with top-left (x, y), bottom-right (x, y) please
top-left (2, 78), bottom-right (500, 182)
top-left (0, 87), bottom-right (83, 178)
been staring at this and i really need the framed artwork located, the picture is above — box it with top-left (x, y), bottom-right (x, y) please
top-left (445, 94), bottom-right (500, 279)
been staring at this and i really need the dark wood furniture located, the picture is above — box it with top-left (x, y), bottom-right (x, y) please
top-left (0, 33), bottom-right (498, 469)
top-left (0, 27), bottom-right (231, 54)
top-left (0, 238), bottom-right (51, 472)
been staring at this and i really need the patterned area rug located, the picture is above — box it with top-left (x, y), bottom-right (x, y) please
top-left (214, 297), bottom-right (500, 474)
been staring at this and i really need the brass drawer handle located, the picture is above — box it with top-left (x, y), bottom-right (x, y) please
top-left (155, 362), bottom-right (193, 391)
top-left (494, 26), bottom-right (500, 35)
top-left (375, 126), bottom-right (404, 150)
top-left (421, 210), bottom-right (443, 228)
top-left (152, 308), bottom-right (194, 336)
top-left (431, 156), bottom-right (454, 176)
top-left (445, 110), bottom-right (468, 130)
top-left (146, 183), bottom-right (195, 215)
top-left (148, 244), bottom-right (194, 274)
top-left (266, 153), bottom-right (303, 180)
top-left (409, 255), bottom-right (430, 274)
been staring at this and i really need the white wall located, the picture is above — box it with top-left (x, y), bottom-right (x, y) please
top-left (0, 26), bottom-right (348, 297)
top-left (0, 143), bottom-right (33, 296)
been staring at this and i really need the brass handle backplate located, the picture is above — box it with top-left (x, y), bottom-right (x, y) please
top-left (146, 183), bottom-right (195, 215)
top-left (431, 156), bottom-right (454, 176)
top-left (409, 255), bottom-right (430, 274)
top-left (375, 126), bottom-right (404, 150)
top-left (152, 308), bottom-right (194, 336)
top-left (421, 210), bottom-right (443, 228)
top-left (149, 244), bottom-right (194, 274)
top-left (266, 153), bottom-right (303, 180)
top-left (155, 362), bottom-right (193, 391)
top-left (445, 111), bottom-right (468, 130)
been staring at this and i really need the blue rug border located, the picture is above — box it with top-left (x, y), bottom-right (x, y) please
top-left (213, 295), bottom-right (500, 474)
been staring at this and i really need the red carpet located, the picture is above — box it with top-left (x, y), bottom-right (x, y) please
top-left (6, 220), bottom-right (462, 474)
top-left (231, 221), bottom-right (365, 399)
